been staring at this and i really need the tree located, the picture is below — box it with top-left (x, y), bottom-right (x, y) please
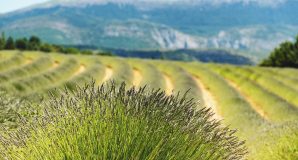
top-left (81, 50), bottom-right (93, 55)
top-left (64, 47), bottom-right (80, 54)
top-left (51, 44), bottom-right (63, 53)
top-left (260, 36), bottom-right (298, 68)
top-left (15, 38), bottom-right (28, 50)
top-left (4, 37), bottom-right (15, 50)
top-left (28, 36), bottom-right (41, 50)
top-left (0, 32), bottom-right (6, 50)
top-left (40, 43), bottom-right (54, 52)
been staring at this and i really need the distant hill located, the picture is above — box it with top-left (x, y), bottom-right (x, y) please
top-left (0, 0), bottom-right (298, 60)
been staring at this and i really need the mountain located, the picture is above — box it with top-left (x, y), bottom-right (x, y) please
top-left (0, 0), bottom-right (298, 60)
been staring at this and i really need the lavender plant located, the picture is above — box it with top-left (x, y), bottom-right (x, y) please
top-left (0, 91), bottom-right (25, 128)
top-left (0, 82), bottom-right (247, 160)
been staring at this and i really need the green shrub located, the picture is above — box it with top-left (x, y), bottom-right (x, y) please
top-left (40, 43), bottom-right (54, 53)
top-left (0, 82), bottom-right (246, 160)
top-left (64, 47), bottom-right (80, 54)
top-left (81, 50), bottom-right (93, 55)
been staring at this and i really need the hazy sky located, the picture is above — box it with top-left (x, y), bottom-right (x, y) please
top-left (0, 0), bottom-right (49, 13)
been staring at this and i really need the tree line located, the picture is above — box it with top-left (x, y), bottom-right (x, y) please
top-left (0, 33), bottom-right (112, 56)
top-left (261, 36), bottom-right (298, 68)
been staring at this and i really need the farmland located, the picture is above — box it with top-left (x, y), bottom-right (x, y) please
top-left (0, 50), bottom-right (297, 159)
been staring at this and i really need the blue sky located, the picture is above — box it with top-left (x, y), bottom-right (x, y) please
top-left (0, 0), bottom-right (49, 13)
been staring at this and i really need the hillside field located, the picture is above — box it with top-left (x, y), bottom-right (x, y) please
top-left (0, 50), bottom-right (298, 159)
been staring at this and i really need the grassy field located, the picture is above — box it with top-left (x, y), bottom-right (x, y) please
top-left (0, 51), bottom-right (297, 159)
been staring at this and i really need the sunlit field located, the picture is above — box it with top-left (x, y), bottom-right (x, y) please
top-left (0, 51), bottom-right (297, 159)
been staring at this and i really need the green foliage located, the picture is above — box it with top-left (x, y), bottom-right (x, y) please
top-left (63, 47), bottom-right (80, 54)
top-left (0, 34), bottom-right (108, 57)
top-left (81, 50), bottom-right (93, 55)
top-left (4, 37), bottom-right (15, 50)
top-left (0, 32), bottom-right (5, 50)
top-left (261, 36), bottom-right (298, 68)
top-left (14, 36), bottom-right (42, 51)
top-left (15, 38), bottom-right (28, 50)
top-left (40, 43), bottom-right (54, 52)
top-left (28, 36), bottom-right (41, 50)
top-left (0, 82), bottom-right (247, 160)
